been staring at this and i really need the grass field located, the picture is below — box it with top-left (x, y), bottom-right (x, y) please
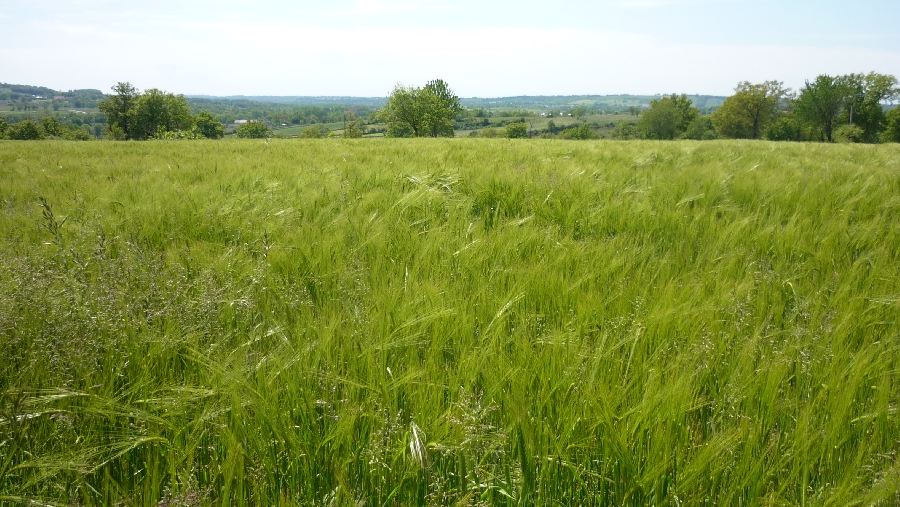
top-left (1, 139), bottom-right (900, 506)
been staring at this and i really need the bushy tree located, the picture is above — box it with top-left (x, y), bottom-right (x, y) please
top-left (194, 110), bottom-right (224, 139)
top-left (610, 121), bottom-right (640, 140)
top-left (682, 116), bottom-right (718, 140)
top-left (134, 89), bottom-right (194, 140)
top-left (0, 118), bottom-right (7, 138)
top-left (794, 75), bottom-right (853, 142)
top-left (840, 73), bottom-right (899, 143)
top-left (236, 121), bottom-right (270, 139)
top-left (560, 123), bottom-right (598, 140)
top-left (299, 125), bottom-right (325, 138)
top-left (6, 120), bottom-right (45, 140)
top-left (506, 122), bottom-right (528, 139)
top-left (637, 94), bottom-right (698, 140)
top-left (713, 81), bottom-right (788, 139)
top-left (41, 117), bottom-right (63, 137)
top-left (377, 80), bottom-right (462, 138)
top-left (766, 115), bottom-right (803, 142)
top-left (99, 82), bottom-right (138, 139)
top-left (833, 124), bottom-right (864, 143)
top-left (882, 107), bottom-right (900, 143)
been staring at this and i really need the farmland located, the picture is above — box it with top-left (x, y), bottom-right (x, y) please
top-left (1, 139), bottom-right (900, 506)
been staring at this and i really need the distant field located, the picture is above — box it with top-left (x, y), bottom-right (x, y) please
top-left (2, 139), bottom-right (899, 506)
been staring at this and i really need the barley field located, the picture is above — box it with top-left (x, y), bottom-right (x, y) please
top-left (1, 139), bottom-right (899, 506)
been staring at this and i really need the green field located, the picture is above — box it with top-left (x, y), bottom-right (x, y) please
top-left (2, 139), bottom-right (900, 506)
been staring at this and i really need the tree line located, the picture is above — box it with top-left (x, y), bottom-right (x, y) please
top-left (98, 83), bottom-right (224, 140)
top-left (612, 73), bottom-right (899, 143)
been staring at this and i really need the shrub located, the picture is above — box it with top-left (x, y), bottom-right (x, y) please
top-left (682, 116), bottom-right (718, 140)
top-left (506, 122), bottom-right (528, 139)
top-left (236, 121), bottom-right (270, 139)
top-left (833, 124), bottom-right (864, 143)
top-left (560, 124), bottom-right (598, 140)
top-left (299, 126), bottom-right (323, 138)
top-left (610, 121), bottom-right (640, 140)
top-left (195, 111), bottom-right (225, 139)
top-left (766, 116), bottom-right (803, 141)
top-left (881, 107), bottom-right (900, 143)
top-left (6, 120), bottom-right (45, 140)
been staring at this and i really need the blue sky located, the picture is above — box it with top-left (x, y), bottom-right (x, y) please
top-left (1, 0), bottom-right (897, 97)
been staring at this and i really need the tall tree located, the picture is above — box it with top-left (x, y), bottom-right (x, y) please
top-left (841, 72), bottom-right (899, 143)
top-left (712, 81), bottom-right (789, 139)
top-left (794, 75), bottom-right (853, 142)
top-left (98, 82), bottom-right (138, 139)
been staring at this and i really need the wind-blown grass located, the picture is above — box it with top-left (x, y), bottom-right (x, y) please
top-left (1, 139), bottom-right (899, 506)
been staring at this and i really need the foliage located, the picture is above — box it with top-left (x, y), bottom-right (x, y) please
top-left (132, 89), bottom-right (194, 140)
top-left (682, 116), bottom-right (718, 140)
top-left (559, 123), bottom-right (598, 140)
top-left (840, 72), bottom-right (899, 143)
top-left (2, 140), bottom-right (900, 505)
top-left (505, 122), bottom-right (528, 138)
top-left (194, 110), bottom-right (225, 139)
top-left (5, 119), bottom-right (45, 140)
top-left (833, 124), bottom-right (864, 143)
top-left (712, 81), bottom-right (789, 139)
top-left (376, 80), bottom-right (462, 138)
top-left (299, 125), bottom-right (325, 138)
top-left (570, 105), bottom-right (588, 119)
top-left (637, 94), bottom-right (698, 140)
top-left (794, 75), bottom-right (853, 142)
top-left (766, 115), bottom-right (804, 141)
top-left (882, 107), bottom-right (900, 143)
top-left (235, 121), bottom-right (270, 139)
top-left (610, 120), bottom-right (640, 140)
top-left (98, 82), bottom-right (139, 140)
top-left (342, 111), bottom-right (364, 138)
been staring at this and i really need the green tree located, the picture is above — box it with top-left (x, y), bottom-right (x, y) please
top-left (712, 81), bottom-right (788, 139)
top-left (570, 106), bottom-right (588, 119)
top-left (0, 118), bottom-right (7, 139)
top-left (560, 123), bottom-right (598, 140)
top-left (638, 94), bottom-right (698, 140)
top-left (423, 79), bottom-right (463, 137)
top-left (376, 80), bottom-right (462, 138)
top-left (194, 110), bottom-right (224, 139)
top-left (299, 125), bottom-right (325, 138)
top-left (766, 115), bottom-right (803, 142)
top-left (610, 120), bottom-right (640, 140)
top-left (6, 120), bottom-right (45, 140)
top-left (41, 117), bottom-right (63, 137)
top-left (881, 107), bottom-right (900, 143)
top-left (134, 89), bottom-right (194, 140)
top-left (794, 75), bottom-right (853, 142)
top-left (342, 111), bottom-right (364, 138)
top-left (841, 73), bottom-right (899, 143)
top-left (682, 116), bottom-right (718, 140)
top-left (236, 121), bottom-right (270, 139)
top-left (506, 122), bottom-right (528, 139)
top-left (99, 82), bottom-right (138, 139)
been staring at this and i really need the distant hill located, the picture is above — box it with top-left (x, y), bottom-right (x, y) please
top-left (3, 82), bottom-right (726, 113)
top-left (0, 82), bottom-right (104, 101)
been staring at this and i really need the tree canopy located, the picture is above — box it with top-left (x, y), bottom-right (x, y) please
top-left (637, 94), bottom-right (698, 140)
top-left (376, 80), bottom-right (462, 138)
top-left (98, 82), bottom-right (223, 140)
top-left (712, 81), bottom-right (789, 139)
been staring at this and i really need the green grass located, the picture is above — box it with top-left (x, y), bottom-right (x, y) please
top-left (1, 139), bottom-right (900, 506)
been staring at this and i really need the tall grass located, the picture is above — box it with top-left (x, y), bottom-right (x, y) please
top-left (1, 139), bottom-right (899, 506)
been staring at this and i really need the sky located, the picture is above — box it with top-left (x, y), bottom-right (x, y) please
top-left (1, 0), bottom-right (898, 98)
